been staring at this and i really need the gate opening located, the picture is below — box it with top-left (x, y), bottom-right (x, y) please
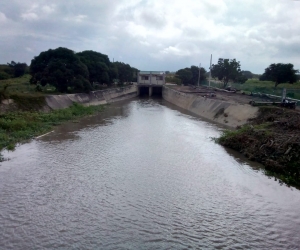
top-left (138, 86), bottom-right (163, 97)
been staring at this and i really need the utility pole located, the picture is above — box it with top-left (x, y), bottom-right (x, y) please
top-left (209, 54), bottom-right (212, 87)
top-left (197, 63), bottom-right (201, 86)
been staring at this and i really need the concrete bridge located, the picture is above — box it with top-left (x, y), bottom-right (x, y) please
top-left (137, 71), bottom-right (165, 96)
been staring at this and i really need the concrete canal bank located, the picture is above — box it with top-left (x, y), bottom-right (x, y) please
top-left (162, 86), bottom-right (259, 128)
top-left (45, 85), bottom-right (138, 110)
top-left (1, 84), bottom-right (259, 128)
top-left (44, 84), bottom-right (259, 128)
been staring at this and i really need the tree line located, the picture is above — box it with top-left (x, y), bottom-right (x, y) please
top-left (29, 47), bottom-right (138, 93)
top-left (2, 47), bottom-right (299, 93)
top-left (172, 58), bottom-right (298, 88)
top-left (0, 61), bottom-right (29, 80)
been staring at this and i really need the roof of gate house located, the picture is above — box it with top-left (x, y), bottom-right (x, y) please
top-left (139, 71), bottom-right (165, 74)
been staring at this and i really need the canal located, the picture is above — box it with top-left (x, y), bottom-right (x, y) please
top-left (1, 98), bottom-right (300, 249)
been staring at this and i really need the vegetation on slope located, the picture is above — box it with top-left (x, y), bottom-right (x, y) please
top-left (0, 103), bottom-right (105, 159)
top-left (216, 107), bottom-right (300, 187)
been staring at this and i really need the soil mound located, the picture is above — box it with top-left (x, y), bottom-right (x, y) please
top-left (218, 107), bottom-right (300, 186)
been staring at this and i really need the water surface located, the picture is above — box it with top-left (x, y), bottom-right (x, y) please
top-left (1, 98), bottom-right (300, 249)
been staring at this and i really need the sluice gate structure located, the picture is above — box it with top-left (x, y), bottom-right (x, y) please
top-left (137, 71), bottom-right (165, 96)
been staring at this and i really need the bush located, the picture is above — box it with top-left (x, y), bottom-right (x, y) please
top-left (0, 72), bottom-right (11, 80)
top-left (0, 103), bottom-right (105, 152)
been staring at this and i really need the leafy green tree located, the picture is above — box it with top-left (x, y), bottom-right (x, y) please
top-left (108, 64), bottom-right (118, 83)
top-left (131, 67), bottom-right (139, 82)
top-left (30, 47), bottom-right (91, 93)
top-left (0, 71), bottom-right (10, 80)
top-left (190, 65), bottom-right (207, 85)
top-left (113, 62), bottom-right (136, 83)
top-left (176, 68), bottom-right (192, 85)
top-left (259, 63), bottom-right (298, 87)
top-left (211, 58), bottom-right (246, 87)
top-left (175, 66), bottom-right (206, 85)
top-left (77, 51), bottom-right (111, 84)
top-left (7, 61), bottom-right (28, 77)
top-left (241, 70), bottom-right (253, 79)
top-left (235, 74), bottom-right (248, 84)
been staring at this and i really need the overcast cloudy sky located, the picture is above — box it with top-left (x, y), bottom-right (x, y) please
top-left (0, 0), bottom-right (299, 73)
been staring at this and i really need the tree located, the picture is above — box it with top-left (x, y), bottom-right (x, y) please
top-left (113, 62), bottom-right (136, 84)
top-left (108, 64), bottom-right (118, 83)
top-left (241, 70), bottom-right (253, 79)
top-left (76, 50), bottom-right (111, 84)
top-left (7, 61), bottom-right (28, 77)
top-left (175, 66), bottom-right (207, 85)
top-left (211, 58), bottom-right (247, 87)
top-left (30, 47), bottom-right (91, 93)
top-left (176, 68), bottom-right (192, 85)
top-left (259, 63), bottom-right (298, 87)
top-left (0, 71), bottom-right (10, 80)
top-left (190, 65), bottom-right (207, 85)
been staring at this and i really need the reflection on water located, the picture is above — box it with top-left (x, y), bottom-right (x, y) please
top-left (1, 97), bottom-right (300, 249)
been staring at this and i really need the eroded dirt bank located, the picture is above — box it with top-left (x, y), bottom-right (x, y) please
top-left (217, 107), bottom-right (300, 186)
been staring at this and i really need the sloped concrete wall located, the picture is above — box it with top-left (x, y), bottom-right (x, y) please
top-left (45, 85), bottom-right (138, 110)
top-left (162, 86), bottom-right (258, 128)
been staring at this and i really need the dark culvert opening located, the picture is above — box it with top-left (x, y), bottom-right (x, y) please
top-left (152, 87), bottom-right (162, 97)
top-left (139, 86), bottom-right (150, 96)
top-left (138, 86), bottom-right (163, 97)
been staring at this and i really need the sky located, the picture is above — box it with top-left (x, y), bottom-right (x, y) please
top-left (0, 0), bottom-right (299, 74)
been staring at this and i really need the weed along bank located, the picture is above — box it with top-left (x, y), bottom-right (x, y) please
top-left (0, 85), bottom-right (138, 157)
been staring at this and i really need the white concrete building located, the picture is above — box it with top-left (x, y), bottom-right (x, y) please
top-left (137, 71), bottom-right (166, 85)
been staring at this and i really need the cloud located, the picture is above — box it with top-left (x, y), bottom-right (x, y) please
top-left (159, 43), bottom-right (199, 57)
top-left (0, 12), bottom-right (7, 22)
top-left (64, 14), bottom-right (87, 23)
top-left (0, 0), bottom-right (299, 73)
top-left (42, 5), bottom-right (55, 14)
top-left (21, 12), bottom-right (39, 21)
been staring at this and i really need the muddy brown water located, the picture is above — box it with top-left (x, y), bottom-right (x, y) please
top-left (1, 98), bottom-right (300, 249)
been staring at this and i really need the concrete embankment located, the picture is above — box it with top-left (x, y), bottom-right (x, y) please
top-left (45, 85), bottom-right (137, 110)
top-left (162, 86), bottom-right (259, 128)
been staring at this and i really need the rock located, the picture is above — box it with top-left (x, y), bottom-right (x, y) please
top-left (1, 99), bottom-right (14, 105)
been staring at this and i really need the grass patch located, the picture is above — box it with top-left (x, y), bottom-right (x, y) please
top-left (0, 74), bottom-right (58, 96)
top-left (0, 102), bottom-right (105, 155)
top-left (232, 79), bottom-right (300, 99)
top-left (208, 79), bottom-right (300, 100)
top-left (9, 94), bottom-right (46, 110)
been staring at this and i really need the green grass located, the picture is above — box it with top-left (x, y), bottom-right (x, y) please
top-left (165, 76), bottom-right (181, 84)
top-left (208, 79), bottom-right (300, 100)
top-left (0, 74), bottom-right (57, 96)
top-left (237, 79), bottom-right (300, 91)
top-left (238, 80), bottom-right (300, 100)
top-left (215, 125), bottom-right (252, 144)
top-left (0, 103), bottom-right (105, 154)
